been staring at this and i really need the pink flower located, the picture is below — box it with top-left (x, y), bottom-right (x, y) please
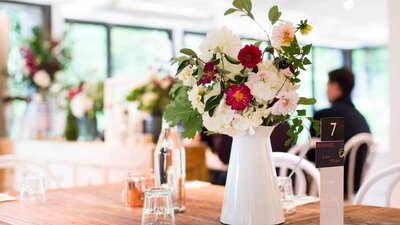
top-left (225, 83), bottom-right (253, 111)
top-left (271, 91), bottom-right (299, 115)
top-left (199, 62), bottom-right (218, 85)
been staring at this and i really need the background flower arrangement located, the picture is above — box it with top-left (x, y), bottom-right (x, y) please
top-left (20, 27), bottom-right (71, 97)
top-left (164, 0), bottom-right (319, 145)
top-left (63, 81), bottom-right (104, 141)
top-left (126, 74), bottom-right (174, 115)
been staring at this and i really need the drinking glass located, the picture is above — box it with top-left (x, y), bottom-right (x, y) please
top-left (19, 172), bottom-right (47, 203)
top-left (277, 176), bottom-right (296, 215)
top-left (141, 188), bottom-right (175, 225)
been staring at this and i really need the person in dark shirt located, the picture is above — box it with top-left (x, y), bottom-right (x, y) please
top-left (311, 68), bottom-right (371, 197)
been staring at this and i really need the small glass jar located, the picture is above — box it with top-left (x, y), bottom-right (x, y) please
top-left (122, 174), bottom-right (154, 207)
top-left (154, 123), bottom-right (186, 212)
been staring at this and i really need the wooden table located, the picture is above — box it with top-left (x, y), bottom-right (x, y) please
top-left (0, 184), bottom-right (399, 225)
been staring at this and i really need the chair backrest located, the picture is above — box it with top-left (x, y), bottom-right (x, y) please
top-left (344, 133), bottom-right (374, 201)
top-left (354, 163), bottom-right (400, 207)
top-left (288, 137), bottom-right (320, 156)
top-left (0, 154), bottom-right (61, 190)
top-left (273, 152), bottom-right (320, 196)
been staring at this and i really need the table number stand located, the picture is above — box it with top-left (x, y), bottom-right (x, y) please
top-left (316, 117), bottom-right (345, 225)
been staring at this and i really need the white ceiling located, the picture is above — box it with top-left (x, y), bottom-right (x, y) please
top-left (11, 0), bottom-right (388, 48)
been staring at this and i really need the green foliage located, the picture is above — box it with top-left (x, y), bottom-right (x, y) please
top-left (225, 54), bottom-right (240, 65)
top-left (285, 118), bottom-right (303, 146)
top-left (298, 97), bottom-right (317, 105)
top-left (180, 48), bottom-right (198, 58)
top-left (126, 77), bottom-right (173, 115)
top-left (163, 92), bottom-right (203, 138)
top-left (225, 0), bottom-right (255, 20)
top-left (268, 5), bottom-right (281, 25)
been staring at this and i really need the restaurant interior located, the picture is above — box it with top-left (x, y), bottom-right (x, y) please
top-left (0, 0), bottom-right (400, 224)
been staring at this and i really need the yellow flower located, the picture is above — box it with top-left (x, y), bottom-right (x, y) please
top-left (300, 24), bottom-right (313, 36)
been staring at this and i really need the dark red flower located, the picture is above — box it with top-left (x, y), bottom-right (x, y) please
top-left (199, 62), bottom-right (218, 85)
top-left (21, 47), bottom-right (37, 76)
top-left (237, 44), bottom-right (262, 69)
top-left (225, 83), bottom-right (253, 111)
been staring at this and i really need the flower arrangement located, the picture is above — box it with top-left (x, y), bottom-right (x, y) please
top-left (21, 27), bottom-right (71, 96)
top-left (164, 1), bottom-right (319, 145)
top-left (126, 75), bottom-right (174, 115)
top-left (68, 81), bottom-right (104, 119)
top-left (63, 81), bottom-right (103, 141)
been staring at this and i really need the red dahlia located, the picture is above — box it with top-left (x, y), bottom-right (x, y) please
top-left (237, 44), bottom-right (262, 69)
top-left (225, 83), bottom-right (253, 111)
top-left (199, 62), bottom-right (218, 85)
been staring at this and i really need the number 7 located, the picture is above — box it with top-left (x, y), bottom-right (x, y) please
top-left (330, 122), bottom-right (337, 136)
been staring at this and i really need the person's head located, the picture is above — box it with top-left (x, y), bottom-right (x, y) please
top-left (327, 68), bottom-right (355, 103)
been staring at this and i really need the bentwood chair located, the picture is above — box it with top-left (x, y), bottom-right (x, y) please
top-left (273, 152), bottom-right (320, 196)
top-left (344, 133), bottom-right (375, 201)
top-left (354, 163), bottom-right (400, 207)
top-left (0, 154), bottom-right (61, 190)
top-left (288, 133), bottom-right (375, 201)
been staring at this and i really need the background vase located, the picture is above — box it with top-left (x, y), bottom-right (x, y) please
top-left (78, 115), bottom-right (97, 141)
top-left (143, 113), bottom-right (163, 143)
top-left (25, 96), bottom-right (52, 139)
top-left (220, 126), bottom-right (285, 225)
top-left (64, 108), bottom-right (79, 141)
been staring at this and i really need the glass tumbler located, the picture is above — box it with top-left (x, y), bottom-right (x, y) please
top-left (19, 172), bottom-right (47, 203)
top-left (277, 176), bottom-right (296, 215)
top-left (141, 188), bottom-right (175, 225)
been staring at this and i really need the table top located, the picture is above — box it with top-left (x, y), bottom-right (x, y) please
top-left (0, 184), bottom-right (400, 225)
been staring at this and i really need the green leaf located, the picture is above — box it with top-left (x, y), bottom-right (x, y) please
top-left (234, 75), bottom-right (245, 83)
top-left (164, 102), bottom-right (191, 126)
top-left (268, 5), bottom-right (281, 25)
top-left (180, 48), bottom-right (197, 57)
top-left (302, 44), bottom-right (312, 55)
top-left (204, 92), bottom-right (223, 112)
top-left (254, 40), bottom-right (263, 47)
top-left (217, 67), bottom-right (232, 75)
top-left (247, 12), bottom-right (255, 20)
top-left (303, 57), bottom-right (312, 65)
top-left (224, 8), bottom-right (238, 16)
top-left (225, 54), bottom-right (240, 65)
top-left (175, 60), bottom-right (189, 75)
top-left (297, 109), bottom-right (306, 116)
top-left (292, 77), bottom-right (301, 83)
top-left (298, 97), bottom-right (317, 105)
top-left (164, 95), bottom-right (203, 138)
top-left (197, 63), bottom-right (203, 78)
top-left (181, 115), bottom-right (203, 138)
top-left (244, 0), bottom-right (252, 12)
top-left (233, 0), bottom-right (244, 9)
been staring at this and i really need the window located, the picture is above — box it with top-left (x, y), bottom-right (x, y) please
top-left (312, 47), bottom-right (344, 111)
top-left (183, 32), bottom-right (205, 53)
top-left (352, 47), bottom-right (389, 152)
top-left (111, 26), bottom-right (173, 80)
top-left (64, 22), bottom-right (108, 84)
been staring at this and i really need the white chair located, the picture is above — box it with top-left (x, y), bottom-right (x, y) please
top-left (288, 133), bottom-right (375, 201)
top-left (354, 163), bottom-right (400, 207)
top-left (288, 137), bottom-right (320, 156)
top-left (0, 154), bottom-right (61, 190)
top-left (273, 152), bottom-right (320, 196)
top-left (344, 133), bottom-right (374, 201)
